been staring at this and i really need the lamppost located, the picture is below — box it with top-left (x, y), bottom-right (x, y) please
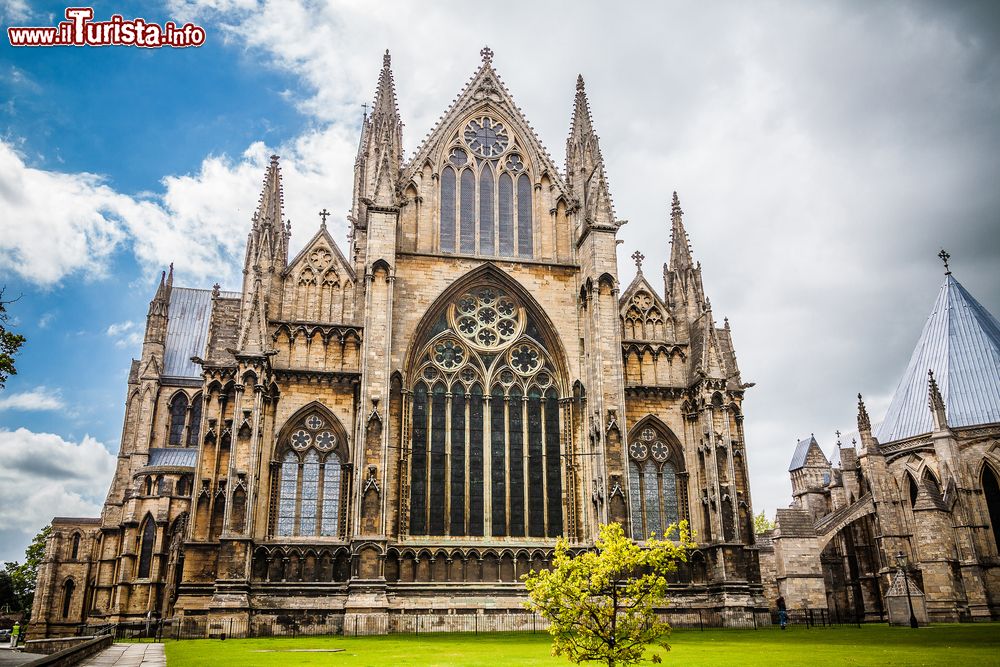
top-left (895, 551), bottom-right (918, 629)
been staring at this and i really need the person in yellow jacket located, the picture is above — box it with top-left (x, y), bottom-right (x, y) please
top-left (9, 621), bottom-right (20, 648)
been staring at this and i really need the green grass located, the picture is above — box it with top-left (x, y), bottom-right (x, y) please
top-left (163, 624), bottom-right (1000, 666)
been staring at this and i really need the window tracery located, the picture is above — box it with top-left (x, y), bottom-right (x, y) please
top-left (273, 411), bottom-right (345, 538)
top-left (628, 423), bottom-right (684, 540)
top-left (439, 115), bottom-right (533, 258)
top-left (409, 285), bottom-right (562, 538)
top-left (622, 290), bottom-right (669, 340)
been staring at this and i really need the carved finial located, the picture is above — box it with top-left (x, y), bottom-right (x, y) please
top-left (835, 429), bottom-right (842, 444)
top-left (857, 393), bottom-right (871, 433)
top-left (631, 250), bottom-right (645, 273)
top-left (383, 49), bottom-right (391, 68)
top-left (671, 191), bottom-right (683, 218)
top-left (480, 45), bottom-right (494, 64)
top-left (269, 154), bottom-right (279, 165)
top-left (319, 208), bottom-right (330, 228)
top-left (576, 74), bottom-right (585, 92)
top-left (212, 283), bottom-right (220, 298)
top-left (938, 248), bottom-right (951, 275)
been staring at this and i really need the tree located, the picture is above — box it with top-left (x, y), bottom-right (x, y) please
top-left (2, 526), bottom-right (51, 615)
top-left (0, 287), bottom-right (26, 389)
top-left (524, 522), bottom-right (695, 667)
top-left (753, 511), bottom-right (775, 535)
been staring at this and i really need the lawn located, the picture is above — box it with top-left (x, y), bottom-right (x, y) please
top-left (163, 624), bottom-right (1000, 666)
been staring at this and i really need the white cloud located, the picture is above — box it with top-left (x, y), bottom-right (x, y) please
top-left (0, 386), bottom-right (64, 411)
top-left (37, 312), bottom-right (54, 328)
top-left (105, 321), bottom-right (136, 337)
top-left (0, 428), bottom-right (115, 543)
top-left (0, 0), bottom-right (31, 24)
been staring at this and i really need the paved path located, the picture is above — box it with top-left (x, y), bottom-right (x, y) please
top-left (0, 647), bottom-right (47, 666)
top-left (80, 643), bottom-right (166, 667)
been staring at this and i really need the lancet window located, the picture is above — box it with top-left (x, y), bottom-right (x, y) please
top-left (408, 285), bottom-right (562, 538)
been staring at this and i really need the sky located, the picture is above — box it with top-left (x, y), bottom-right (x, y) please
top-left (0, 0), bottom-right (998, 562)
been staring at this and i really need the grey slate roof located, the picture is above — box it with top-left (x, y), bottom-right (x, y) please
top-left (163, 287), bottom-right (240, 378)
top-left (875, 274), bottom-right (1000, 443)
top-left (788, 436), bottom-right (818, 471)
top-left (147, 448), bottom-right (197, 468)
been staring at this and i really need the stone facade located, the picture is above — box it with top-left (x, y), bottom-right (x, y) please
top-left (30, 50), bottom-right (764, 638)
top-left (768, 267), bottom-right (1000, 621)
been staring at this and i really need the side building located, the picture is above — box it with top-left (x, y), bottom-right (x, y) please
top-left (764, 261), bottom-right (1000, 621)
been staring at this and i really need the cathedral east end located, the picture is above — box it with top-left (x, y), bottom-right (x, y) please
top-left (31, 50), bottom-right (761, 637)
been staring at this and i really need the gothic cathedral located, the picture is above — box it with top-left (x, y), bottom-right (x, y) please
top-left (30, 50), bottom-right (763, 637)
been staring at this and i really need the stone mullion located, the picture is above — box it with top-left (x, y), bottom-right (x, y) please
top-left (399, 389), bottom-right (411, 538)
top-left (316, 461), bottom-right (326, 537)
top-left (721, 406), bottom-right (739, 542)
top-left (242, 383), bottom-right (266, 540)
top-left (424, 394), bottom-right (433, 534)
top-left (464, 393), bottom-right (471, 535)
top-left (560, 399), bottom-right (576, 541)
top-left (637, 468), bottom-right (647, 540)
top-left (522, 396), bottom-right (530, 538)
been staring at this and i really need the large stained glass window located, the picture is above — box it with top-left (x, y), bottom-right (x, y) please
top-left (272, 412), bottom-right (345, 538)
top-left (408, 285), bottom-right (561, 538)
top-left (439, 116), bottom-right (533, 258)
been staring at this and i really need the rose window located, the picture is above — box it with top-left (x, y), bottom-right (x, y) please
top-left (315, 431), bottom-right (336, 450)
top-left (629, 441), bottom-right (649, 461)
top-left (650, 440), bottom-right (670, 462)
top-left (641, 427), bottom-right (656, 442)
top-left (433, 340), bottom-right (465, 370)
top-left (306, 415), bottom-right (324, 430)
top-left (450, 287), bottom-right (523, 351)
top-left (464, 117), bottom-right (509, 158)
top-left (291, 429), bottom-right (311, 450)
top-left (510, 343), bottom-right (541, 375)
top-left (504, 153), bottom-right (524, 172)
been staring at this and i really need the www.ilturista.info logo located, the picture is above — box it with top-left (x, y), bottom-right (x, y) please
top-left (8, 7), bottom-right (206, 48)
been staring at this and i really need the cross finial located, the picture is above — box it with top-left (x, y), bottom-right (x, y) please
top-left (383, 49), bottom-right (391, 68)
top-left (319, 208), bottom-right (330, 227)
top-left (480, 46), bottom-right (494, 65)
top-left (938, 248), bottom-right (951, 275)
top-left (835, 429), bottom-right (842, 443)
top-left (631, 250), bottom-right (645, 272)
top-left (361, 102), bottom-right (368, 121)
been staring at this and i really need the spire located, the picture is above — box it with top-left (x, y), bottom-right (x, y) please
top-left (669, 191), bottom-right (694, 273)
top-left (565, 74), bottom-right (617, 228)
top-left (356, 49), bottom-right (402, 208)
top-left (857, 393), bottom-right (878, 454)
top-left (928, 369), bottom-right (949, 430)
top-left (244, 155), bottom-right (289, 275)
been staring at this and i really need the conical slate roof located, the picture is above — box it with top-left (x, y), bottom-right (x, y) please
top-left (875, 273), bottom-right (1000, 443)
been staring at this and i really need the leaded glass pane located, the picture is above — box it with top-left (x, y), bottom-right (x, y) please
top-left (490, 386), bottom-right (506, 536)
top-left (479, 163), bottom-right (495, 255)
top-left (410, 385), bottom-right (428, 534)
top-left (468, 385), bottom-right (484, 536)
top-left (321, 457), bottom-right (341, 537)
top-left (450, 386), bottom-right (466, 535)
top-left (277, 451), bottom-right (298, 537)
top-left (498, 172), bottom-right (514, 257)
top-left (440, 166), bottom-right (456, 253)
top-left (544, 389), bottom-right (562, 537)
top-left (527, 389), bottom-right (544, 537)
top-left (168, 394), bottom-right (187, 446)
top-left (137, 519), bottom-right (156, 578)
top-left (460, 169), bottom-right (476, 253)
top-left (642, 459), bottom-right (662, 539)
top-left (299, 450), bottom-right (320, 536)
top-left (629, 460), bottom-right (644, 540)
top-left (429, 385), bottom-right (447, 534)
top-left (187, 396), bottom-right (202, 446)
top-left (508, 387), bottom-right (524, 537)
top-left (661, 461), bottom-right (679, 527)
top-left (517, 174), bottom-right (533, 257)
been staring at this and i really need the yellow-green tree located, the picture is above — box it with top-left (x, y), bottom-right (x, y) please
top-left (524, 522), bottom-right (694, 667)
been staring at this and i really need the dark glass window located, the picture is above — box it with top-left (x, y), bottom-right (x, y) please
top-left (137, 518), bottom-right (156, 578)
top-left (187, 395), bottom-right (202, 446)
top-left (498, 173), bottom-right (514, 257)
top-left (469, 384), bottom-right (485, 536)
top-left (479, 163), bottom-right (495, 255)
top-left (508, 387), bottom-right (525, 537)
top-left (460, 169), bottom-right (476, 253)
top-left (168, 393), bottom-right (188, 446)
top-left (544, 389), bottom-right (562, 537)
top-left (429, 385), bottom-right (447, 534)
top-left (517, 174), bottom-right (533, 257)
top-left (410, 384), bottom-right (428, 534)
top-left (491, 386), bottom-right (506, 535)
top-left (450, 386), bottom-right (466, 535)
top-left (440, 166), bottom-right (456, 253)
top-left (527, 389), bottom-right (544, 537)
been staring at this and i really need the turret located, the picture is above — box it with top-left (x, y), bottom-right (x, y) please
top-left (566, 75), bottom-right (617, 232)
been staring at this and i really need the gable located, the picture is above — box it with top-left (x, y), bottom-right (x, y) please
top-left (282, 225), bottom-right (356, 324)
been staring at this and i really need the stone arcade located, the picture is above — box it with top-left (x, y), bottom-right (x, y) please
top-left (30, 50), bottom-right (763, 637)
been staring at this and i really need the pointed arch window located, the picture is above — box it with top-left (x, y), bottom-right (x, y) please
top-left (628, 423), bottom-right (685, 540)
top-left (439, 117), bottom-right (534, 258)
top-left (137, 516), bottom-right (156, 578)
top-left (70, 533), bottom-right (80, 560)
top-left (168, 393), bottom-right (188, 446)
top-left (407, 285), bottom-right (563, 538)
top-left (187, 394), bottom-right (203, 446)
top-left (272, 411), bottom-right (346, 538)
top-left (61, 579), bottom-right (75, 618)
top-left (982, 464), bottom-right (1000, 553)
